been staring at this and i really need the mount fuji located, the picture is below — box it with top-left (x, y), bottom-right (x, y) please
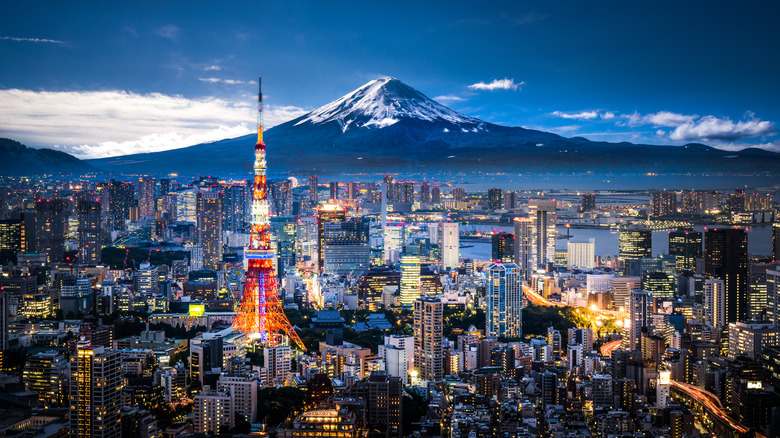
top-left (88, 77), bottom-right (780, 176)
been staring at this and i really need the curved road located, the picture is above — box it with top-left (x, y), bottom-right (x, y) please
top-left (670, 380), bottom-right (753, 435)
top-left (599, 339), bottom-right (622, 357)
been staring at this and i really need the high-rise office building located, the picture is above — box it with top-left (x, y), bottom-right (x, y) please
top-left (269, 179), bottom-right (293, 216)
top-left (108, 180), bottom-right (134, 231)
top-left (438, 222), bottom-right (459, 270)
top-left (197, 191), bottom-right (223, 270)
top-left (399, 182), bottom-right (414, 204)
top-left (0, 216), bottom-right (33, 264)
top-left (414, 296), bottom-right (443, 382)
top-left (452, 188), bottom-right (466, 202)
top-left (317, 205), bottom-right (347, 274)
top-left (70, 343), bottom-right (121, 438)
top-left (431, 186), bottom-right (441, 204)
top-left (322, 219), bottom-right (370, 276)
top-left (581, 193), bottom-right (596, 212)
top-left (222, 184), bottom-right (248, 233)
top-left (773, 223), bottom-right (780, 263)
top-left (329, 181), bottom-right (339, 200)
top-left (24, 350), bottom-right (67, 405)
top-left (35, 199), bottom-right (66, 263)
top-left (704, 278), bottom-right (726, 329)
top-left (217, 374), bottom-right (258, 422)
top-left (705, 228), bottom-right (748, 323)
top-left (491, 232), bottom-right (514, 263)
top-left (271, 216), bottom-right (297, 277)
top-left (347, 181), bottom-right (358, 201)
top-left (612, 277), bottom-right (641, 311)
top-left (309, 175), bottom-right (318, 203)
top-left (767, 269), bottom-right (780, 327)
top-left (503, 191), bottom-right (518, 210)
top-left (77, 199), bottom-right (102, 265)
top-left (529, 199), bottom-right (556, 269)
top-left (420, 182), bottom-right (430, 204)
top-left (137, 177), bottom-right (156, 218)
top-left (627, 290), bottom-right (652, 351)
top-left (567, 239), bottom-right (595, 269)
top-left (487, 188), bottom-right (503, 210)
top-left (749, 262), bottom-right (775, 321)
top-left (651, 190), bottom-right (677, 217)
top-left (668, 229), bottom-right (703, 272)
top-left (513, 217), bottom-right (533, 278)
top-left (399, 255), bottom-right (421, 309)
top-left (642, 271), bottom-right (675, 299)
top-left (485, 262), bottom-right (523, 339)
top-left (193, 388), bottom-right (233, 434)
top-left (619, 229), bottom-right (652, 275)
top-left (264, 345), bottom-right (292, 385)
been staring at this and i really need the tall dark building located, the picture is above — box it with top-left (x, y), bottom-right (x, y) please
top-left (420, 182), bottom-right (430, 204)
top-left (651, 190), bottom-right (677, 217)
top-left (329, 181), bottom-right (339, 200)
top-left (159, 178), bottom-right (171, 198)
top-left (0, 214), bottom-right (33, 264)
top-left (668, 229), bottom-right (703, 272)
top-left (452, 187), bottom-right (466, 202)
top-left (400, 182), bottom-right (414, 203)
top-left (70, 344), bottom-right (121, 438)
top-left (77, 199), bottom-right (102, 265)
top-left (108, 180), bottom-right (134, 231)
top-left (581, 193), bottom-right (596, 212)
top-left (491, 232), bottom-right (514, 263)
top-left (309, 175), bottom-right (318, 203)
top-left (197, 191), bottom-right (223, 270)
top-left (726, 190), bottom-right (746, 212)
top-left (222, 184), bottom-right (248, 233)
top-left (487, 188), bottom-right (503, 210)
top-left (773, 222), bottom-right (779, 263)
top-left (619, 229), bottom-right (652, 275)
top-left (317, 205), bottom-right (347, 274)
top-left (35, 199), bottom-right (66, 263)
top-left (341, 373), bottom-right (402, 438)
top-left (705, 228), bottom-right (748, 323)
top-left (269, 179), bottom-right (293, 216)
top-left (431, 186), bottom-right (441, 204)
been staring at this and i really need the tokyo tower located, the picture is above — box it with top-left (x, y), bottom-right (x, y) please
top-left (232, 77), bottom-right (305, 350)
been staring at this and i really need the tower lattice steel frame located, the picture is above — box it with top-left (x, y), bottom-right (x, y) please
top-left (232, 77), bottom-right (305, 350)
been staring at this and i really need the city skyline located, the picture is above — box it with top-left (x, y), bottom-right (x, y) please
top-left (1, 1), bottom-right (779, 159)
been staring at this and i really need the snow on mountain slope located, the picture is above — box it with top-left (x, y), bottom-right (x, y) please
top-left (294, 77), bottom-right (485, 131)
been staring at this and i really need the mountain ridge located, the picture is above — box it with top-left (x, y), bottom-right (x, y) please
top-left (0, 138), bottom-right (97, 175)
top-left (86, 78), bottom-right (780, 176)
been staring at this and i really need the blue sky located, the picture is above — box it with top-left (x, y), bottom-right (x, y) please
top-left (1, 1), bottom-right (779, 158)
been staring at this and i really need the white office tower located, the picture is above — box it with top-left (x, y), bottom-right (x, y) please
top-left (485, 262), bottom-right (523, 339)
top-left (264, 345), bottom-right (291, 386)
top-left (194, 387), bottom-right (233, 434)
top-left (628, 290), bottom-right (652, 351)
top-left (382, 345), bottom-right (409, 385)
top-left (400, 255), bottom-right (422, 309)
top-left (567, 343), bottom-right (583, 372)
top-left (185, 244), bottom-right (205, 271)
top-left (704, 278), bottom-right (726, 329)
top-left (586, 274), bottom-right (614, 294)
top-left (529, 199), bottom-right (556, 269)
top-left (567, 239), bottom-right (595, 269)
top-left (612, 276), bottom-right (641, 311)
top-left (383, 222), bottom-right (404, 264)
top-left (438, 221), bottom-right (459, 270)
top-left (656, 370), bottom-right (671, 408)
top-left (513, 217), bottom-right (534, 278)
top-left (217, 374), bottom-right (258, 422)
top-left (384, 334), bottom-right (415, 371)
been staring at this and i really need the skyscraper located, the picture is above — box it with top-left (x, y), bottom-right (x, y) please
top-left (0, 216), bottom-right (32, 264)
top-left (197, 191), bottom-right (223, 270)
top-left (627, 290), bottom-right (652, 351)
top-left (773, 222), bottom-right (779, 263)
top-left (309, 175), bottom-right (318, 203)
top-left (487, 188), bottom-right (503, 210)
top-left (329, 181), bottom-right (339, 200)
top-left (222, 184), bottom-right (248, 233)
top-left (420, 182), bottom-right (430, 204)
top-left (567, 239), bottom-right (595, 269)
top-left (321, 219), bottom-right (370, 276)
top-left (399, 255), bottom-right (421, 309)
top-left (431, 186), bottom-right (441, 204)
top-left (108, 180), bottom-right (134, 231)
top-left (767, 269), bottom-right (780, 327)
top-left (137, 177), bottom-right (156, 218)
top-left (651, 190), bottom-right (677, 217)
top-left (77, 199), bottom-right (102, 265)
top-left (414, 297), bottom-right (443, 382)
top-left (513, 217), bottom-right (533, 279)
top-left (704, 228), bottom-right (748, 323)
top-left (35, 199), bottom-right (66, 263)
top-left (529, 199), bottom-right (556, 269)
top-left (317, 205), bottom-right (347, 274)
top-left (491, 232), bottom-right (514, 263)
top-left (704, 278), bottom-right (726, 329)
top-left (668, 229), bottom-right (703, 272)
top-left (485, 262), bottom-right (523, 339)
top-left (619, 229), bottom-right (652, 275)
top-left (438, 222), bottom-right (459, 270)
top-left (581, 193), bottom-right (596, 212)
top-left (70, 343), bottom-right (121, 438)
top-left (347, 181), bottom-right (358, 201)
top-left (269, 179), bottom-right (293, 216)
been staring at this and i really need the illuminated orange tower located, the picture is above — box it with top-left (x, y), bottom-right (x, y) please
top-left (232, 77), bottom-right (305, 350)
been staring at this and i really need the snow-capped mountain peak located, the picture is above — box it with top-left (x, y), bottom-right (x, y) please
top-left (294, 77), bottom-right (483, 131)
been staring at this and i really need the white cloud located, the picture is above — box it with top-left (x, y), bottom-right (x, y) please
top-left (468, 78), bottom-right (524, 91)
top-left (0, 89), bottom-right (308, 158)
top-left (668, 115), bottom-right (776, 142)
top-left (204, 65), bottom-right (222, 71)
top-left (155, 24), bottom-right (180, 40)
top-left (434, 95), bottom-right (466, 103)
top-left (0, 36), bottom-right (65, 44)
top-left (622, 111), bottom-right (698, 127)
top-left (551, 110), bottom-right (599, 120)
top-left (198, 77), bottom-right (255, 85)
